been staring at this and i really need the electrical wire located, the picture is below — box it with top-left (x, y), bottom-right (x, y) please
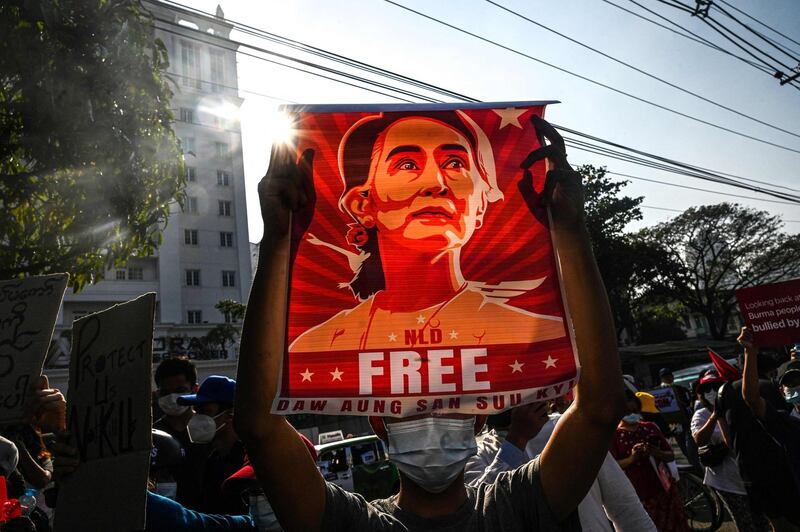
top-left (151, 2), bottom-right (800, 206)
top-left (384, 0), bottom-right (800, 154)
top-left (600, 0), bottom-right (773, 74)
top-left (711, 1), bottom-right (800, 63)
top-left (486, 0), bottom-right (800, 140)
top-left (716, 0), bottom-right (800, 54)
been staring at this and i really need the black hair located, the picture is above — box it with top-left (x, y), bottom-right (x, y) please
top-left (486, 409), bottom-right (513, 430)
top-left (154, 358), bottom-right (198, 387)
top-left (624, 389), bottom-right (642, 411)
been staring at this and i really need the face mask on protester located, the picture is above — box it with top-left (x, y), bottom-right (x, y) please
top-left (187, 410), bottom-right (228, 443)
top-left (249, 493), bottom-right (281, 531)
top-left (155, 481), bottom-right (178, 500)
top-left (622, 413), bottom-right (642, 424)
top-left (158, 393), bottom-right (190, 417)
top-left (703, 390), bottom-right (718, 406)
top-left (386, 417), bottom-right (477, 494)
top-left (784, 386), bottom-right (800, 404)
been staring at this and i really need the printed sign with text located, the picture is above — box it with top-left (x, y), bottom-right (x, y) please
top-left (736, 278), bottom-right (800, 347)
top-left (55, 293), bottom-right (155, 532)
top-left (272, 101), bottom-right (579, 417)
top-left (0, 274), bottom-right (68, 423)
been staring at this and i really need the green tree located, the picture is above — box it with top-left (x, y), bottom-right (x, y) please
top-left (578, 165), bottom-right (664, 341)
top-left (634, 303), bottom-right (687, 344)
top-left (1, 0), bottom-right (184, 290)
top-left (205, 300), bottom-right (247, 357)
top-left (640, 203), bottom-right (800, 339)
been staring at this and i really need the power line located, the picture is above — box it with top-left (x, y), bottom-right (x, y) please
top-left (716, 0), bottom-right (800, 53)
top-left (154, 1), bottom-right (800, 206)
top-left (641, 205), bottom-right (800, 223)
top-left (600, 0), bottom-right (773, 74)
top-left (711, 1), bottom-right (800, 63)
top-left (485, 0), bottom-right (800, 140)
top-left (384, 0), bottom-right (800, 154)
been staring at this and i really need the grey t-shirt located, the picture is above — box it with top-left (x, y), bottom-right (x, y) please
top-left (321, 457), bottom-right (581, 532)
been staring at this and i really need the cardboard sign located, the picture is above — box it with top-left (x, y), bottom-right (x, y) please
top-left (647, 387), bottom-right (680, 414)
top-left (736, 279), bottom-right (800, 347)
top-left (55, 293), bottom-right (155, 532)
top-left (0, 274), bottom-right (68, 423)
top-left (272, 101), bottom-right (578, 417)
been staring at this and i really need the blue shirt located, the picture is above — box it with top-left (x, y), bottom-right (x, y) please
top-left (146, 492), bottom-right (256, 531)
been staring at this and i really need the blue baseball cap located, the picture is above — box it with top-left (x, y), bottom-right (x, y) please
top-left (177, 375), bottom-right (236, 406)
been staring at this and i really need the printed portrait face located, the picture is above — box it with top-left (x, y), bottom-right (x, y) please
top-left (347, 117), bottom-right (489, 251)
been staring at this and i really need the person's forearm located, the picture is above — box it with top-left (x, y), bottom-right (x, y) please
top-left (17, 447), bottom-right (51, 489)
top-left (741, 345), bottom-right (765, 418)
top-left (692, 415), bottom-right (717, 445)
top-left (554, 226), bottom-right (625, 423)
top-left (617, 455), bottom-right (636, 469)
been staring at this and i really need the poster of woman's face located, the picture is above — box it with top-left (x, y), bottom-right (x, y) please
top-left (274, 102), bottom-right (578, 417)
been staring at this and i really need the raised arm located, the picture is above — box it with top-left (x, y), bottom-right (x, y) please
top-left (522, 117), bottom-right (626, 520)
top-left (233, 145), bottom-right (326, 532)
top-left (738, 326), bottom-right (766, 419)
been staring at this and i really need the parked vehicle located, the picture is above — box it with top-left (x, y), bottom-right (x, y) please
top-left (316, 435), bottom-right (399, 500)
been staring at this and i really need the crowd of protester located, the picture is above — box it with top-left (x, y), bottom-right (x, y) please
top-left (2, 118), bottom-right (800, 531)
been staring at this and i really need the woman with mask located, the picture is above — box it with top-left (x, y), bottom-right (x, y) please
top-left (610, 391), bottom-right (688, 532)
top-left (690, 373), bottom-right (769, 530)
top-left (779, 361), bottom-right (800, 419)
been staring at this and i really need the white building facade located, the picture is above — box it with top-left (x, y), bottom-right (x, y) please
top-left (55, 3), bottom-right (251, 366)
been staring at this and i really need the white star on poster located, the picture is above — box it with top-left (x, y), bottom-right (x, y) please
top-left (388, 332), bottom-right (398, 342)
top-left (509, 360), bottom-right (524, 373)
top-left (543, 356), bottom-right (558, 369)
top-left (493, 107), bottom-right (526, 129)
top-left (449, 330), bottom-right (459, 339)
top-left (300, 368), bottom-right (314, 382)
top-left (416, 314), bottom-right (425, 324)
top-left (330, 367), bottom-right (344, 381)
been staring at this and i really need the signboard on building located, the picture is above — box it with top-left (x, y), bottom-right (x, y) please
top-left (736, 278), bottom-right (800, 347)
top-left (271, 101), bottom-right (579, 417)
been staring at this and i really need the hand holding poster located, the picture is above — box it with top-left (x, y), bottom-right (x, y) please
top-left (54, 293), bottom-right (155, 532)
top-left (736, 278), bottom-right (800, 347)
top-left (272, 102), bottom-right (578, 417)
top-left (0, 274), bottom-right (68, 424)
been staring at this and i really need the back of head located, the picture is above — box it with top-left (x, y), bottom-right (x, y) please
top-left (0, 435), bottom-right (19, 477)
top-left (151, 429), bottom-right (185, 473)
top-left (486, 410), bottom-right (513, 431)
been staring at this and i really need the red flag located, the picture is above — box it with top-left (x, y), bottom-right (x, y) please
top-left (708, 348), bottom-right (741, 381)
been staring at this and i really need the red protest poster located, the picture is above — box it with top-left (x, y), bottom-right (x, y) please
top-left (736, 278), bottom-right (800, 347)
top-left (272, 102), bottom-right (578, 417)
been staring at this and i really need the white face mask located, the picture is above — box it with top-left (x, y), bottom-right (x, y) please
top-left (784, 386), bottom-right (800, 405)
top-left (386, 417), bottom-right (477, 494)
top-left (155, 481), bottom-right (177, 500)
top-left (249, 493), bottom-right (281, 531)
top-left (186, 411), bottom-right (227, 444)
top-left (158, 393), bottom-right (190, 417)
top-left (703, 390), bottom-right (718, 406)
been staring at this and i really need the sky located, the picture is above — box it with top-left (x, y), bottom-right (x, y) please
top-left (175, 0), bottom-right (800, 242)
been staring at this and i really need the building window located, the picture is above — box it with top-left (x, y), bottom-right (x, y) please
top-left (186, 269), bottom-right (201, 286)
top-left (210, 49), bottom-right (225, 93)
top-left (179, 107), bottom-right (194, 123)
top-left (222, 270), bottom-right (236, 287)
top-left (216, 170), bottom-right (230, 186)
top-left (115, 269), bottom-right (126, 281)
top-left (184, 229), bottom-right (198, 245)
top-left (186, 166), bottom-right (196, 182)
top-left (220, 232), bottom-right (234, 247)
top-left (215, 142), bottom-right (228, 157)
top-left (186, 196), bottom-right (198, 214)
top-left (128, 267), bottom-right (143, 281)
top-left (187, 310), bottom-right (202, 324)
top-left (180, 41), bottom-right (201, 89)
top-left (181, 137), bottom-right (196, 155)
top-left (218, 200), bottom-right (232, 217)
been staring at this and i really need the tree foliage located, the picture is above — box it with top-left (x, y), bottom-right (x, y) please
top-left (0, 0), bottom-right (184, 290)
top-left (578, 165), bottom-right (665, 341)
top-left (205, 300), bottom-right (247, 355)
top-left (640, 203), bottom-right (800, 340)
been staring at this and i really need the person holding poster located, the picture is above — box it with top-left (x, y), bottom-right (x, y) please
top-left (235, 113), bottom-right (627, 531)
